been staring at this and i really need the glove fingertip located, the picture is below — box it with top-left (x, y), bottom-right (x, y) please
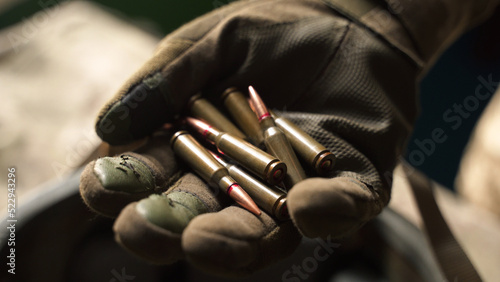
top-left (95, 73), bottom-right (173, 146)
top-left (113, 203), bottom-right (184, 264)
top-left (182, 206), bottom-right (301, 277)
top-left (288, 177), bottom-right (381, 239)
top-left (79, 160), bottom-right (152, 217)
top-left (182, 211), bottom-right (258, 276)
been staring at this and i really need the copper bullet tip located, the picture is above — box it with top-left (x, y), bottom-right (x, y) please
top-left (227, 183), bottom-right (261, 216)
top-left (186, 117), bottom-right (217, 138)
top-left (248, 86), bottom-right (270, 121)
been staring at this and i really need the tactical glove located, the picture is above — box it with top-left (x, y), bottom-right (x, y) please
top-left (79, 0), bottom-right (498, 276)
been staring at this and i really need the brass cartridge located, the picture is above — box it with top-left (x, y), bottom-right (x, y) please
top-left (186, 118), bottom-right (286, 186)
top-left (187, 94), bottom-right (246, 139)
top-left (170, 131), bottom-right (260, 215)
top-left (212, 152), bottom-right (289, 220)
top-left (271, 111), bottom-right (336, 176)
top-left (248, 86), bottom-right (306, 189)
top-left (221, 88), bottom-right (265, 146)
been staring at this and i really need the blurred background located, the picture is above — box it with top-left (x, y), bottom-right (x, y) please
top-left (0, 0), bottom-right (499, 281)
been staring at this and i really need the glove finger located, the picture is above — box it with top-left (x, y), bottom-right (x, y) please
top-left (287, 176), bottom-right (387, 239)
top-left (182, 205), bottom-right (301, 276)
top-left (96, 0), bottom-right (345, 145)
top-left (113, 172), bottom-right (230, 264)
top-left (79, 134), bottom-right (181, 217)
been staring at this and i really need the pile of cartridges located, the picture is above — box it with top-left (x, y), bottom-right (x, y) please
top-left (170, 86), bottom-right (336, 220)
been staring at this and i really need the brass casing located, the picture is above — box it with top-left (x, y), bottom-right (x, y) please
top-left (261, 118), bottom-right (306, 189)
top-left (215, 156), bottom-right (288, 220)
top-left (271, 111), bottom-right (336, 176)
top-left (170, 131), bottom-right (235, 191)
top-left (209, 131), bottom-right (286, 186)
top-left (221, 88), bottom-right (265, 146)
top-left (188, 94), bottom-right (246, 139)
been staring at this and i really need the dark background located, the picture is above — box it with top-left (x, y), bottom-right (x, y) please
top-left (1, 0), bottom-right (499, 189)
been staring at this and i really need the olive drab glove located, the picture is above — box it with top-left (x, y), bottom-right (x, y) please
top-left (79, 0), bottom-right (500, 276)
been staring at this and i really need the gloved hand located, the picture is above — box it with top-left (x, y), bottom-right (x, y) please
top-left (79, 0), bottom-right (499, 276)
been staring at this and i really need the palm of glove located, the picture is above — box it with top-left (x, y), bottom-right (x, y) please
top-left (79, 0), bottom-right (419, 276)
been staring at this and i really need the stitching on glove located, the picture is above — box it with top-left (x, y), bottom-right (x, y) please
top-left (171, 189), bottom-right (212, 212)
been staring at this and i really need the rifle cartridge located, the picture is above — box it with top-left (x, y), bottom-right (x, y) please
top-left (270, 111), bottom-right (336, 176)
top-left (186, 118), bottom-right (286, 186)
top-left (221, 88), bottom-right (265, 146)
top-left (170, 131), bottom-right (260, 215)
top-left (248, 86), bottom-right (306, 189)
top-left (212, 152), bottom-right (289, 220)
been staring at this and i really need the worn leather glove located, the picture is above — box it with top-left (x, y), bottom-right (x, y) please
top-left (79, 0), bottom-right (499, 276)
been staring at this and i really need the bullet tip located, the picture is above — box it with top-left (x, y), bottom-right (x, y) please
top-left (248, 86), bottom-right (269, 120)
top-left (185, 116), bottom-right (202, 128)
top-left (186, 117), bottom-right (217, 138)
top-left (227, 184), bottom-right (261, 216)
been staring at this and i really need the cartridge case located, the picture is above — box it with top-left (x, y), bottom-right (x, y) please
top-left (247, 86), bottom-right (306, 188)
top-left (213, 130), bottom-right (286, 186)
top-left (188, 94), bottom-right (246, 139)
top-left (221, 88), bottom-right (265, 146)
top-left (261, 118), bottom-right (307, 188)
top-left (170, 131), bottom-right (233, 189)
top-left (271, 111), bottom-right (336, 176)
top-left (170, 131), bottom-right (261, 215)
top-left (213, 153), bottom-right (289, 220)
top-left (187, 118), bottom-right (286, 186)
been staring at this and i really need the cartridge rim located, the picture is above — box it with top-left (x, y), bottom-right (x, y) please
top-left (186, 93), bottom-right (203, 111)
top-left (170, 130), bottom-right (189, 146)
top-left (220, 87), bottom-right (240, 101)
top-left (264, 160), bottom-right (287, 185)
top-left (273, 197), bottom-right (289, 221)
top-left (313, 151), bottom-right (336, 176)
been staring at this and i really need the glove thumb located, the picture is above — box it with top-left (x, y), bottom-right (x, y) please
top-left (287, 177), bottom-right (388, 238)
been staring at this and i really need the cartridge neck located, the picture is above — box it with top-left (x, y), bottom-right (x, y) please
top-left (258, 112), bottom-right (271, 122)
top-left (189, 122), bottom-right (220, 144)
top-left (186, 117), bottom-right (221, 143)
top-left (201, 125), bottom-right (220, 141)
top-left (259, 116), bottom-right (276, 130)
top-left (218, 175), bottom-right (237, 194)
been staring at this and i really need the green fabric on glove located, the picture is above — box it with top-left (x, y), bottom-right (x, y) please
top-left (80, 135), bottom-right (181, 217)
top-left (113, 173), bottom-right (225, 264)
